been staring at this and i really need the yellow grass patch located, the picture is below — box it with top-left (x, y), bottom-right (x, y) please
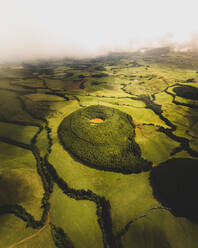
top-left (90, 118), bottom-right (104, 123)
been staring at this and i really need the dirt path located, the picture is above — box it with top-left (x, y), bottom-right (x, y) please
top-left (64, 79), bottom-right (86, 91)
top-left (8, 214), bottom-right (50, 248)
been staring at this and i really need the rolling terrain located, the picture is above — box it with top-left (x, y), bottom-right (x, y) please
top-left (0, 48), bottom-right (198, 248)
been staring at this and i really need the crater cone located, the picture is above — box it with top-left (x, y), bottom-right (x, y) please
top-left (58, 105), bottom-right (151, 173)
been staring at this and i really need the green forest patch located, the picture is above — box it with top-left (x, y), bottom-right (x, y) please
top-left (58, 105), bottom-right (151, 173)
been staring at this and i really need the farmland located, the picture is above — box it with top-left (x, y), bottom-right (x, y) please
top-left (0, 48), bottom-right (198, 248)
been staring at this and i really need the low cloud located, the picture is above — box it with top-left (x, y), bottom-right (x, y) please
top-left (1, 0), bottom-right (198, 61)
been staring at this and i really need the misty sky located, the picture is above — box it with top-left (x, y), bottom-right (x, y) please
top-left (0, 0), bottom-right (198, 61)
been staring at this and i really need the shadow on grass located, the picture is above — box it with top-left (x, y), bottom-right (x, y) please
top-left (173, 85), bottom-right (198, 100)
top-left (123, 224), bottom-right (171, 248)
top-left (149, 158), bottom-right (198, 222)
top-left (0, 171), bottom-right (34, 205)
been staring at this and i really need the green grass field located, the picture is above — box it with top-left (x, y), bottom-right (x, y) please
top-left (0, 48), bottom-right (198, 248)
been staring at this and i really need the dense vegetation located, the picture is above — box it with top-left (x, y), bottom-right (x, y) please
top-left (58, 105), bottom-right (151, 173)
top-left (0, 48), bottom-right (198, 248)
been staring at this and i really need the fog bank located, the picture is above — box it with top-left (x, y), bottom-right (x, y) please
top-left (1, 0), bottom-right (198, 61)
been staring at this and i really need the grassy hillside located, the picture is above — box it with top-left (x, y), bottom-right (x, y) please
top-left (0, 49), bottom-right (198, 247)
